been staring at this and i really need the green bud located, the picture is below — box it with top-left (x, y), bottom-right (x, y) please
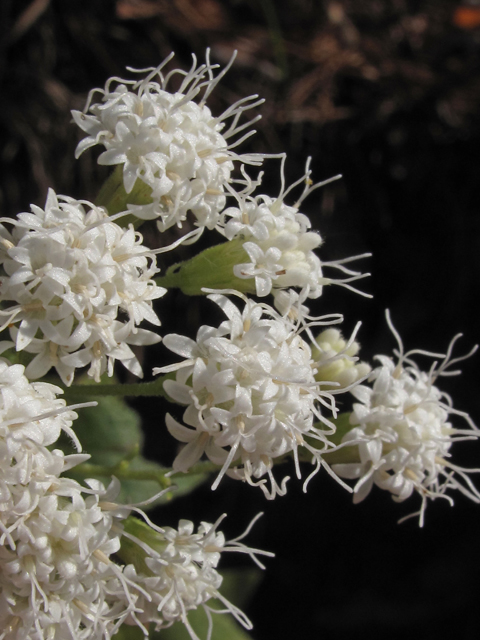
top-left (95, 166), bottom-right (154, 225)
top-left (315, 412), bottom-right (361, 465)
top-left (158, 238), bottom-right (257, 296)
top-left (118, 516), bottom-right (168, 575)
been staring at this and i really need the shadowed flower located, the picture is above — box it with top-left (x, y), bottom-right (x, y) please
top-left (333, 311), bottom-right (480, 525)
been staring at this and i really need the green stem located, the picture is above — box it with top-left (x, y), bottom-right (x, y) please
top-left (62, 374), bottom-right (174, 401)
top-left (187, 459), bottom-right (230, 475)
top-left (67, 460), bottom-right (173, 489)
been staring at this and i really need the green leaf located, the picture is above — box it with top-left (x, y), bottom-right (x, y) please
top-left (60, 395), bottom-right (207, 508)
top-left (70, 395), bottom-right (143, 466)
top-left (153, 608), bottom-right (254, 640)
top-left (112, 625), bottom-right (145, 640)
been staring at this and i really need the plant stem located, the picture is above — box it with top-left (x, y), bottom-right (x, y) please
top-left (62, 374), bottom-right (174, 401)
top-left (67, 461), bottom-right (173, 489)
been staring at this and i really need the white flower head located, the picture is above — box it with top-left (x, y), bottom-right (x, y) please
top-left (333, 311), bottom-right (480, 525)
top-left (220, 157), bottom-right (371, 312)
top-left (0, 359), bottom-right (88, 547)
top-left (72, 50), bottom-right (266, 232)
top-left (155, 290), bottom-right (351, 499)
top-left (0, 476), bottom-right (141, 640)
top-left (0, 361), bottom-right (144, 640)
top-left (0, 189), bottom-right (164, 384)
top-left (121, 512), bottom-right (273, 640)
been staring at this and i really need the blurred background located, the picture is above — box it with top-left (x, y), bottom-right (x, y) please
top-left (1, 1), bottom-right (480, 639)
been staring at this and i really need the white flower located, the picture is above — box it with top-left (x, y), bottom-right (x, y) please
top-left (0, 361), bottom-right (143, 640)
top-left (220, 158), bottom-right (371, 311)
top-left (0, 355), bottom-right (270, 639)
top-left (333, 311), bottom-right (480, 525)
top-left (271, 288), bottom-right (311, 322)
top-left (155, 291), bottom-right (349, 499)
top-left (72, 50), bottom-right (265, 232)
top-left (0, 189), bottom-right (164, 384)
top-left (0, 477), bottom-right (138, 640)
top-left (121, 513), bottom-right (272, 639)
top-left (0, 359), bottom-right (86, 543)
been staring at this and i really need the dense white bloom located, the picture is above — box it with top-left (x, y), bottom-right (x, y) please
top-left (121, 513), bottom-right (272, 639)
top-left (0, 476), bottom-right (143, 640)
top-left (333, 312), bottom-right (480, 525)
top-left (0, 360), bottom-right (140, 639)
top-left (155, 291), bottom-right (350, 499)
top-left (72, 50), bottom-right (265, 232)
top-left (0, 189), bottom-right (164, 384)
top-left (220, 158), bottom-right (370, 312)
top-left (0, 481), bottom-right (122, 640)
top-left (0, 359), bottom-right (88, 543)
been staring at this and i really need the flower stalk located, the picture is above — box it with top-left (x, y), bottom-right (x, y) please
top-left (62, 375), bottom-right (173, 400)
top-left (66, 458), bottom-right (173, 489)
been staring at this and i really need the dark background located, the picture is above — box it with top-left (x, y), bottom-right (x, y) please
top-left (1, 1), bottom-right (480, 639)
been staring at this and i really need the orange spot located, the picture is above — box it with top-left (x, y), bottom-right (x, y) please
top-left (453, 6), bottom-right (480, 29)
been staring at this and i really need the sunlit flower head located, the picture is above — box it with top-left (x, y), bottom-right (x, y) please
top-left (72, 50), bottom-right (265, 233)
top-left (219, 157), bottom-right (371, 313)
top-left (155, 290), bottom-right (353, 499)
top-left (0, 189), bottom-right (164, 385)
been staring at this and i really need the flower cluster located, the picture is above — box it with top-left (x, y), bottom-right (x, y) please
top-left (219, 159), bottom-right (370, 315)
top-left (1, 44), bottom-right (478, 640)
top-left (0, 189), bottom-right (164, 385)
top-left (0, 359), bottom-right (132, 639)
top-left (120, 514), bottom-right (271, 637)
top-left (333, 313), bottom-right (480, 524)
top-left (0, 358), bottom-right (269, 640)
top-left (73, 51), bottom-right (265, 232)
top-left (157, 291), bottom-right (350, 499)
